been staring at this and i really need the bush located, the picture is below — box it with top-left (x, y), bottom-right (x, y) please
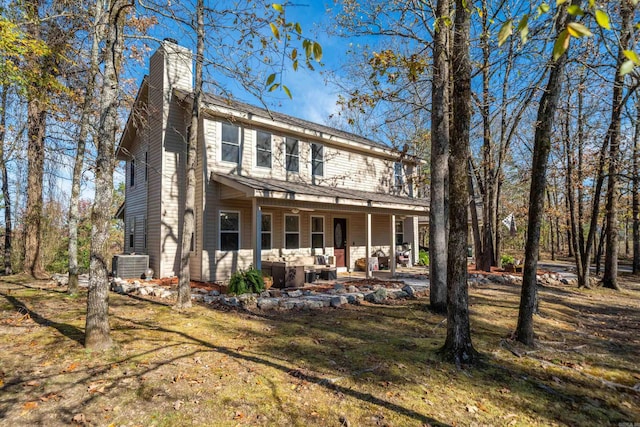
top-left (501, 254), bottom-right (515, 265)
top-left (228, 268), bottom-right (265, 295)
top-left (418, 249), bottom-right (429, 266)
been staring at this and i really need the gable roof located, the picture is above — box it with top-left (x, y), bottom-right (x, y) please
top-left (116, 76), bottom-right (149, 160)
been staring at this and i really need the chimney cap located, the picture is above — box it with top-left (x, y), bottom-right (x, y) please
top-left (163, 37), bottom-right (179, 45)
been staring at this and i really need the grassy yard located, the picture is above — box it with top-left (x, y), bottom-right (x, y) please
top-left (0, 272), bottom-right (639, 426)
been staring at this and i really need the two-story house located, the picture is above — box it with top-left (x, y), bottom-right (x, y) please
top-left (116, 40), bottom-right (428, 283)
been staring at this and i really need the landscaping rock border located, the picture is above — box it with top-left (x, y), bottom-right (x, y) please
top-left (108, 277), bottom-right (429, 311)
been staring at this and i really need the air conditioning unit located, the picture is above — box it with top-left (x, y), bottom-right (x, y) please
top-left (112, 254), bottom-right (149, 279)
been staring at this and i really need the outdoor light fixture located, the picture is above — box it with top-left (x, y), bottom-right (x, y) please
top-left (291, 208), bottom-right (300, 214)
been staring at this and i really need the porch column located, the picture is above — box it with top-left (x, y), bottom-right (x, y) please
top-left (366, 212), bottom-right (372, 279)
top-left (252, 199), bottom-right (262, 271)
top-left (390, 214), bottom-right (396, 276)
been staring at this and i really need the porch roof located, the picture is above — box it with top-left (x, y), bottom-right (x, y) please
top-left (211, 173), bottom-right (429, 214)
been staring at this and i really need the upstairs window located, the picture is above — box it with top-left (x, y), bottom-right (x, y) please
top-left (129, 158), bottom-right (135, 187)
top-left (221, 122), bottom-right (240, 164)
top-left (220, 211), bottom-right (240, 251)
top-left (256, 130), bottom-right (272, 168)
top-left (394, 162), bottom-right (403, 189)
top-left (312, 143), bottom-right (324, 177)
top-left (285, 137), bottom-right (299, 173)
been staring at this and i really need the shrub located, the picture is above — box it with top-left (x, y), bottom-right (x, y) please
top-left (501, 254), bottom-right (515, 265)
top-left (228, 268), bottom-right (265, 295)
top-left (418, 249), bottom-right (429, 266)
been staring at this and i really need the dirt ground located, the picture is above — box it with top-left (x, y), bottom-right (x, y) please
top-left (0, 269), bottom-right (638, 426)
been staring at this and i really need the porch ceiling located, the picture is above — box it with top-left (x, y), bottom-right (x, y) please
top-left (211, 173), bottom-right (429, 214)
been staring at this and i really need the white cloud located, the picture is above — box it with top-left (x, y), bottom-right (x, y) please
top-left (271, 68), bottom-right (340, 126)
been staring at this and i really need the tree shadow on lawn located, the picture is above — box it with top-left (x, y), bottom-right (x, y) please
top-left (221, 298), bottom-right (638, 425)
top-left (2, 280), bottom-right (638, 426)
top-left (0, 291), bottom-right (85, 346)
top-left (0, 287), bottom-right (452, 426)
top-left (124, 315), bottom-right (452, 426)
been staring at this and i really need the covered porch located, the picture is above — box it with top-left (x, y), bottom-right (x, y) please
top-left (206, 174), bottom-right (428, 285)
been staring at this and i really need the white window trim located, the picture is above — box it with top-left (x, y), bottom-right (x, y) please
top-left (128, 217), bottom-right (135, 250)
top-left (310, 215), bottom-right (325, 249)
top-left (219, 122), bottom-right (242, 165)
top-left (219, 210), bottom-right (241, 251)
top-left (395, 219), bottom-right (404, 246)
top-left (129, 158), bottom-right (135, 187)
top-left (285, 137), bottom-right (300, 173)
top-left (311, 142), bottom-right (324, 177)
top-left (394, 161), bottom-right (404, 189)
top-left (284, 213), bottom-right (300, 250)
top-left (261, 212), bottom-right (272, 250)
top-left (255, 129), bottom-right (273, 169)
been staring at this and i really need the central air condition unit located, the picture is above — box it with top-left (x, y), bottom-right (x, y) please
top-left (112, 254), bottom-right (149, 279)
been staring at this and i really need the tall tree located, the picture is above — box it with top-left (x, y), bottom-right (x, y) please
top-left (602, 0), bottom-right (634, 290)
top-left (476, 0), bottom-right (496, 272)
top-left (633, 98), bottom-right (640, 275)
top-left (429, 0), bottom-right (449, 314)
top-left (23, 0), bottom-right (48, 278)
top-left (85, 0), bottom-right (132, 350)
top-left (68, 0), bottom-right (103, 295)
top-left (515, 2), bottom-right (575, 346)
top-left (0, 86), bottom-right (11, 275)
top-left (175, 0), bottom-right (203, 309)
top-left (440, 0), bottom-right (477, 365)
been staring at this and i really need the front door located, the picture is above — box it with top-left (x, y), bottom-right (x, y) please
top-left (333, 218), bottom-right (347, 268)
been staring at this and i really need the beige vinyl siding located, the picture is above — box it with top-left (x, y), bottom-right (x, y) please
top-left (204, 117), bottom-right (417, 197)
top-left (190, 115), bottom-right (206, 282)
top-left (123, 125), bottom-right (148, 255)
top-left (146, 50), bottom-right (164, 278)
top-left (202, 181), bottom-right (255, 280)
top-left (147, 42), bottom-right (193, 279)
top-left (159, 97), bottom-right (188, 278)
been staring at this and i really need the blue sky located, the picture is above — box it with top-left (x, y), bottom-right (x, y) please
top-left (128, 1), bottom-right (351, 125)
top-left (111, 1), bottom-right (353, 187)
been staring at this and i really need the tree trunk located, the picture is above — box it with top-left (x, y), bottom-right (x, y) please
top-left (563, 105), bottom-right (588, 287)
top-left (477, 0), bottom-right (495, 272)
top-left (596, 217), bottom-right (606, 276)
top-left (23, 0), bottom-right (47, 279)
top-left (68, 0), bottom-right (103, 295)
top-left (0, 87), bottom-right (11, 275)
top-left (565, 195), bottom-right (573, 258)
top-left (603, 0), bottom-right (633, 290)
top-left (468, 157), bottom-right (482, 268)
top-left (633, 99), bottom-right (640, 274)
top-left (428, 0), bottom-right (450, 314)
top-left (547, 190), bottom-right (555, 261)
top-left (577, 86), bottom-right (586, 258)
top-left (24, 98), bottom-right (46, 278)
top-left (494, 180), bottom-right (502, 267)
top-left (440, 0), bottom-right (477, 365)
top-left (85, 0), bottom-right (131, 351)
top-left (516, 2), bottom-right (573, 346)
top-left (176, 0), bottom-right (204, 309)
